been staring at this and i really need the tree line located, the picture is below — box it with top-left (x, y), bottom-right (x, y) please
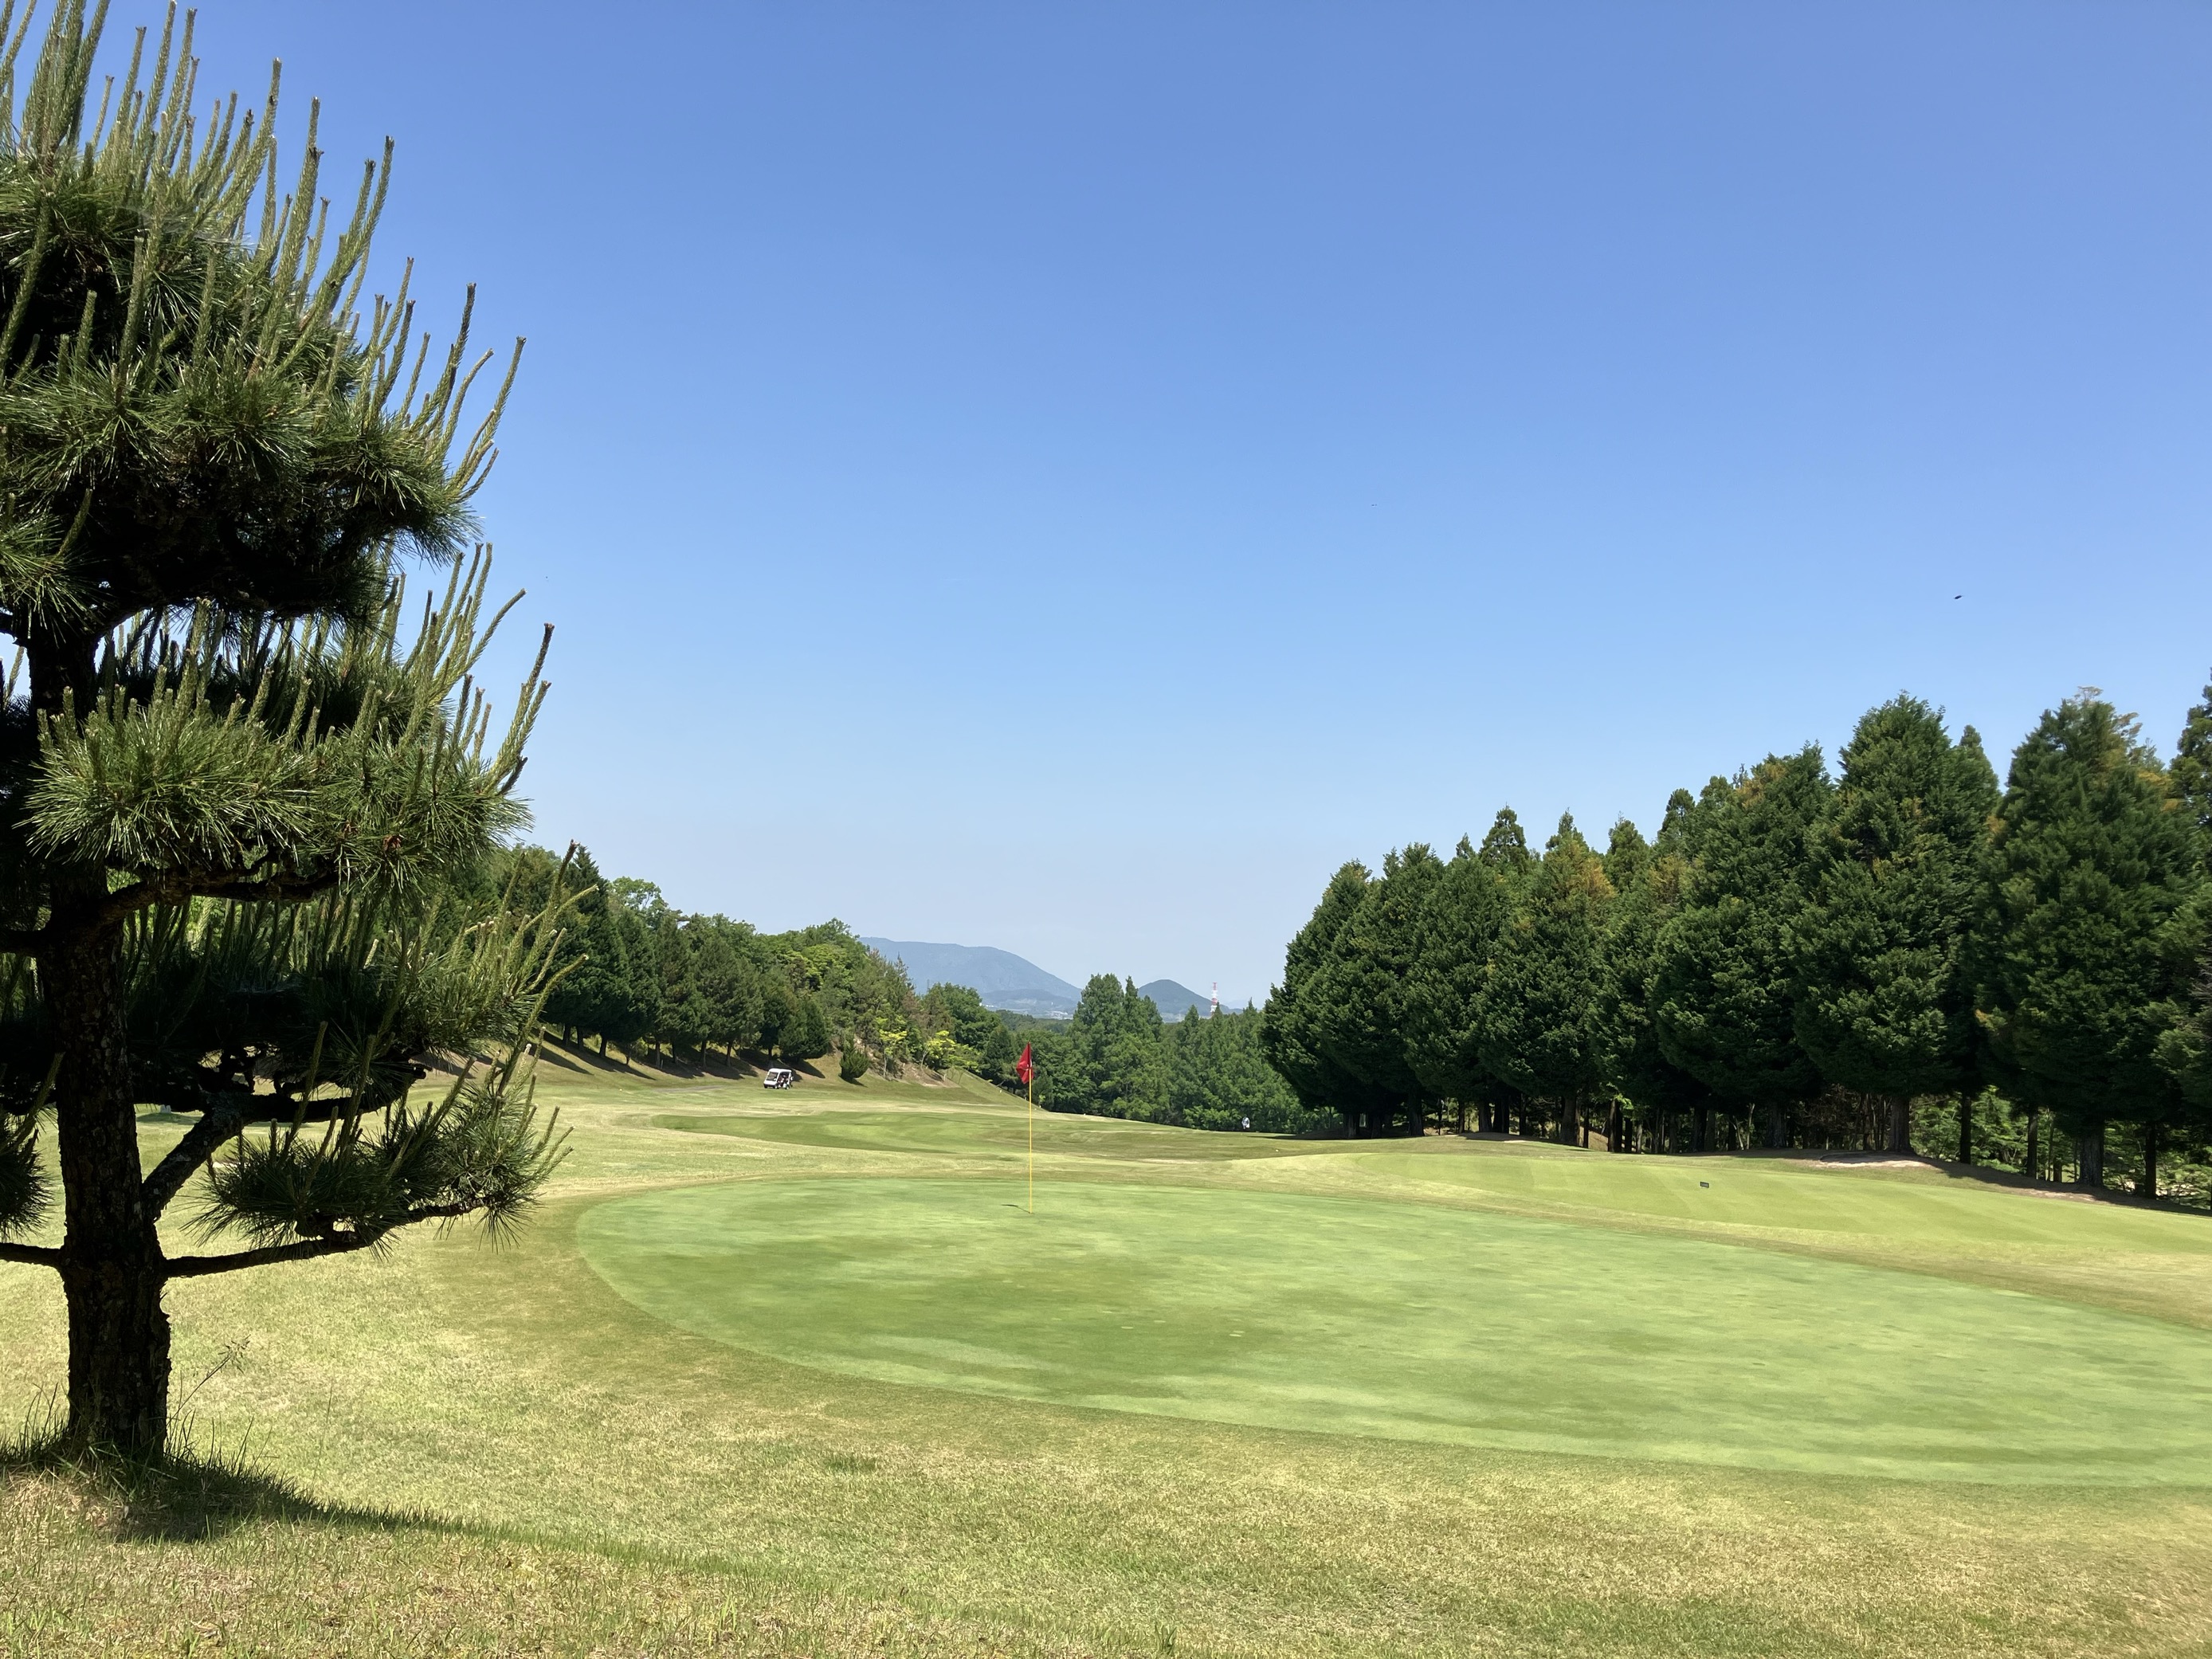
top-left (487, 843), bottom-right (1042, 1083)
top-left (1261, 688), bottom-right (2212, 1200)
top-left (509, 848), bottom-right (1320, 1132)
top-left (1024, 975), bottom-right (1328, 1132)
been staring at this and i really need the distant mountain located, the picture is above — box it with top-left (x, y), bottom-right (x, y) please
top-left (1138, 979), bottom-right (1214, 1022)
top-left (860, 939), bottom-right (1084, 1018)
top-left (859, 941), bottom-right (1222, 1023)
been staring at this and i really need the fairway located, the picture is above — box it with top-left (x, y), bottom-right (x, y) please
top-left (578, 1172), bottom-right (2212, 1484)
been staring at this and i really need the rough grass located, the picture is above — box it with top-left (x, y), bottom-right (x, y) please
top-left (4, 1062), bottom-right (2211, 1655)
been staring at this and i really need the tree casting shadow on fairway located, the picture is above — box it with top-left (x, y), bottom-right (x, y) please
top-left (1, 1426), bottom-right (418, 1545)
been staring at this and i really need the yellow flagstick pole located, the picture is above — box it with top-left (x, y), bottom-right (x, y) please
top-left (1027, 1070), bottom-right (1034, 1214)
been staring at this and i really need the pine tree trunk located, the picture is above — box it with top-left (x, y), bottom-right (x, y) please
top-left (2023, 1110), bottom-right (2038, 1180)
top-left (1767, 1103), bottom-right (1786, 1148)
top-left (1886, 1095), bottom-right (1911, 1155)
top-left (1694, 1104), bottom-right (1711, 1152)
top-left (2143, 1120), bottom-right (2159, 1201)
top-left (1956, 1092), bottom-right (1972, 1165)
top-left (46, 878), bottom-right (170, 1454)
top-left (2076, 1124), bottom-right (2104, 1190)
top-left (1606, 1100), bottom-right (1622, 1153)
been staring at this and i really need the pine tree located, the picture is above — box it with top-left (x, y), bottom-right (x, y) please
top-left (0, 6), bottom-right (557, 1451)
top-left (1651, 752), bottom-right (1832, 1147)
top-left (1794, 699), bottom-right (1998, 1155)
top-left (1974, 696), bottom-right (2207, 1188)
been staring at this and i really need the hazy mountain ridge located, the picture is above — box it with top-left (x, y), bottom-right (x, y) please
top-left (1137, 979), bottom-right (1215, 1021)
top-left (861, 939), bottom-right (1216, 1022)
top-left (859, 939), bottom-right (1084, 1018)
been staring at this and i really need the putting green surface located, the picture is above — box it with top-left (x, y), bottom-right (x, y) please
top-left (578, 1175), bottom-right (2212, 1484)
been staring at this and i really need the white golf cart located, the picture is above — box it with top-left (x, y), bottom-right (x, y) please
top-left (763, 1067), bottom-right (798, 1090)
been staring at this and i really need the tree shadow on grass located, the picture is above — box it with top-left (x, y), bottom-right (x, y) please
top-left (1, 1417), bottom-right (409, 1543)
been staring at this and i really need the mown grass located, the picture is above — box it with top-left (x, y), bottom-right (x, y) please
top-left (4, 1060), bottom-right (2211, 1654)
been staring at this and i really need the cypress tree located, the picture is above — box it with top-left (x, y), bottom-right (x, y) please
top-left (1402, 833), bottom-right (1513, 1133)
top-left (779, 992), bottom-right (833, 1062)
top-left (2170, 670), bottom-right (2212, 857)
top-left (1975, 696), bottom-right (2207, 1189)
top-left (1793, 699), bottom-right (1998, 1155)
top-left (1261, 862), bottom-right (1395, 1135)
top-left (0, 5), bottom-right (555, 1450)
top-left (1477, 814), bottom-right (1613, 1143)
top-left (1155, 1002), bottom-right (1298, 1130)
top-left (687, 919), bottom-right (761, 1057)
top-left (536, 845), bottom-right (621, 1046)
top-left (1060, 974), bottom-right (1164, 1118)
top-left (1651, 751), bottom-right (1832, 1148)
top-left (1310, 845), bottom-right (1442, 1135)
top-left (1598, 798), bottom-right (1708, 1151)
top-left (1478, 806), bottom-right (1532, 873)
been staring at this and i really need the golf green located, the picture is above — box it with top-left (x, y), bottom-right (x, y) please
top-left (577, 1176), bottom-right (2212, 1484)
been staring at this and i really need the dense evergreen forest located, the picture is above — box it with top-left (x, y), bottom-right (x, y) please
top-left (1261, 685), bottom-right (2212, 1201)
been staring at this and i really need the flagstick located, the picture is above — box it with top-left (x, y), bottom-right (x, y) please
top-left (1027, 1072), bottom-right (1034, 1214)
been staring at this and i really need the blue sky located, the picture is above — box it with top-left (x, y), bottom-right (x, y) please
top-left (167, 1), bottom-right (2212, 1002)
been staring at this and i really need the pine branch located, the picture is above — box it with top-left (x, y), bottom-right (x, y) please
top-left (96, 867), bottom-right (343, 927)
top-left (0, 1239), bottom-right (61, 1269)
top-left (163, 1199), bottom-right (477, 1279)
top-left (163, 1231), bottom-right (383, 1277)
top-left (140, 1102), bottom-right (245, 1218)
top-left (136, 1086), bottom-right (413, 1129)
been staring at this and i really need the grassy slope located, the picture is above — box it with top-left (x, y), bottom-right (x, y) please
top-left (3, 1057), bottom-right (2210, 1657)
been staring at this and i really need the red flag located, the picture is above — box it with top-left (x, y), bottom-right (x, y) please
top-left (1016, 1044), bottom-right (1034, 1086)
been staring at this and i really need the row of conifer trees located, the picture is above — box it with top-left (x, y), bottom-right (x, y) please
top-left (1259, 687), bottom-right (2212, 1198)
top-left (1023, 973), bottom-right (1324, 1131)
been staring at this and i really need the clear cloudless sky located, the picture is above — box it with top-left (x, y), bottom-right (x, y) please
top-left (143, 1), bottom-right (2212, 1002)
